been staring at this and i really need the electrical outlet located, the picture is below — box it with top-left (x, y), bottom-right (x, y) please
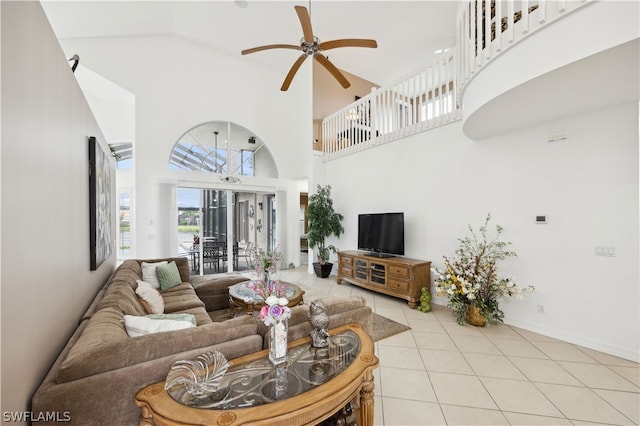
top-left (537, 304), bottom-right (545, 314)
top-left (594, 246), bottom-right (616, 257)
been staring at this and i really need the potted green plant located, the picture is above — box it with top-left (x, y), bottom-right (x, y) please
top-left (306, 184), bottom-right (344, 278)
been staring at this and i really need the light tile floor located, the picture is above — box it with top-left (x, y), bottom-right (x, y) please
top-left (275, 266), bottom-right (639, 426)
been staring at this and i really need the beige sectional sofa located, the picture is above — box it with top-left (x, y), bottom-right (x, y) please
top-left (31, 257), bottom-right (373, 425)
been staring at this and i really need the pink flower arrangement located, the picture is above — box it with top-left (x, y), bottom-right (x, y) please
top-left (245, 280), bottom-right (291, 326)
top-left (259, 299), bottom-right (291, 326)
top-left (246, 279), bottom-right (287, 301)
top-left (250, 246), bottom-right (283, 277)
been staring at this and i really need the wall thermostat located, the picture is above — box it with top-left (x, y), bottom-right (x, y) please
top-left (535, 215), bottom-right (547, 224)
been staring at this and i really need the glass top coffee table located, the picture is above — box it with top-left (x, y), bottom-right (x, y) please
top-left (135, 323), bottom-right (378, 426)
top-left (228, 280), bottom-right (305, 315)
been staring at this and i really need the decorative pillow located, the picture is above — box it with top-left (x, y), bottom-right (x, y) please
top-left (123, 315), bottom-right (195, 337)
top-left (135, 280), bottom-right (164, 314)
top-left (145, 313), bottom-right (197, 326)
top-left (156, 261), bottom-right (182, 291)
top-left (141, 261), bottom-right (167, 289)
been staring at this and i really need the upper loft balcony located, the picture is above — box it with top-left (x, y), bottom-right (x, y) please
top-left (320, 0), bottom-right (639, 158)
top-left (460, 0), bottom-right (639, 139)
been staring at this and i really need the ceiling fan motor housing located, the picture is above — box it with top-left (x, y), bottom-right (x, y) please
top-left (301, 37), bottom-right (320, 55)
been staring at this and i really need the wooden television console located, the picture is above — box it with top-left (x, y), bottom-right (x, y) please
top-left (337, 250), bottom-right (431, 308)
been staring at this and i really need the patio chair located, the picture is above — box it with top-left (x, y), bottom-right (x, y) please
top-left (236, 241), bottom-right (253, 269)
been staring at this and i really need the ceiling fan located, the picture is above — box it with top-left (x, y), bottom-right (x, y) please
top-left (241, 5), bottom-right (377, 91)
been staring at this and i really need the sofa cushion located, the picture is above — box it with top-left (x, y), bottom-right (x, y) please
top-left (156, 261), bottom-right (182, 290)
top-left (57, 307), bottom-right (128, 382)
top-left (136, 257), bottom-right (191, 283)
top-left (136, 280), bottom-right (164, 314)
top-left (191, 272), bottom-right (248, 312)
top-left (56, 310), bottom-right (258, 383)
top-left (124, 315), bottom-right (195, 337)
top-left (162, 283), bottom-right (206, 313)
top-left (141, 261), bottom-right (167, 289)
top-left (172, 306), bottom-right (213, 326)
top-left (96, 280), bottom-right (146, 316)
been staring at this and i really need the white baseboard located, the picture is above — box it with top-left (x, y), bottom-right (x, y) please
top-left (431, 301), bottom-right (639, 362)
top-left (504, 317), bottom-right (639, 363)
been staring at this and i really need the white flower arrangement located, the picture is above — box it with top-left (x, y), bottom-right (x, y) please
top-left (435, 213), bottom-right (535, 325)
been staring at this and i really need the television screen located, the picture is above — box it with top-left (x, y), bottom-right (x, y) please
top-left (358, 212), bottom-right (404, 257)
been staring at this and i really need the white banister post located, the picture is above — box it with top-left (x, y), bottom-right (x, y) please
top-left (484, 0), bottom-right (491, 60)
top-left (506, 0), bottom-right (514, 43)
top-left (475, 0), bottom-right (482, 68)
top-left (538, 0), bottom-right (547, 24)
top-left (558, 0), bottom-right (567, 13)
top-left (494, 0), bottom-right (502, 52)
top-left (522, 0), bottom-right (530, 34)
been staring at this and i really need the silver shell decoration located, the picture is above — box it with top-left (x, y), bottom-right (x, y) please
top-left (165, 351), bottom-right (229, 399)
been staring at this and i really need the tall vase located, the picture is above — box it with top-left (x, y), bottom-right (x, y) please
top-left (269, 318), bottom-right (288, 365)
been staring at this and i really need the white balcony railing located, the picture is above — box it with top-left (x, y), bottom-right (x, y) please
top-left (457, 0), bottom-right (591, 90)
top-left (322, 50), bottom-right (460, 160)
top-left (321, 0), bottom-right (591, 160)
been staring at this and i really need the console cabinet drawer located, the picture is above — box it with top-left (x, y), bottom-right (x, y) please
top-left (340, 256), bottom-right (354, 267)
top-left (340, 266), bottom-right (353, 278)
top-left (389, 265), bottom-right (410, 278)
top-left (388, 279), bottom-right (409, 292)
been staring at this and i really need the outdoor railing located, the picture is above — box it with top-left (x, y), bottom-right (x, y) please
top-left (321, 0), bottom-right (591, 160)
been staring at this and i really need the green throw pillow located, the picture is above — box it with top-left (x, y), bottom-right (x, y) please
top-left (156, 261), bottom-right (182, 290)
top-left (145, 313), bottom-right (197, 326)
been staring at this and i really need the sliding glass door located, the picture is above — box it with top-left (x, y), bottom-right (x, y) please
top-left (178, 187), bottom-right (275, 275)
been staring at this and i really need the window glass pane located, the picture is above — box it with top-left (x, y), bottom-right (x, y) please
top-left (169, 121), bottom-right (276, 178)
top-left (118, 191), bottom-right (131, 259)
top-left (241, 150), bottom-right (254, 176)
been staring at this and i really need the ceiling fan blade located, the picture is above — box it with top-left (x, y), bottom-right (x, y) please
top-left (294, 5), bottom-right (314, 43)
top-left (319, 39), bottom-right (378, 51)
top-left (281, 54), bottom-right (308, 91)
top-left (314, 54), bottom-right (351, 89)
top-left (241, 44), bottom-right (300, 55)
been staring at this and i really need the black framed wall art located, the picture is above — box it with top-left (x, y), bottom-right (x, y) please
top-left (88, 136), bottom-right (113, 270)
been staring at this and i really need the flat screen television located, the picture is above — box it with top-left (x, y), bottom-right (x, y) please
top-left (358, 212), bottom-right (405, 257)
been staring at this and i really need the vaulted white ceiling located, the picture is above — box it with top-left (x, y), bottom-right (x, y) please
top-left (41, 0), bottom-right (459, 88)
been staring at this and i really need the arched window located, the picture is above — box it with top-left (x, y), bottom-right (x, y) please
top-left (169, 121), bottom-right (277, 178)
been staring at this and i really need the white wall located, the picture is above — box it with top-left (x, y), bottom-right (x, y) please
top-left (1, 1), bottom-right (115, 417)
top-left (59, 35), bottom-right (313, 260)
top-left (324, 102), bottom-right (639, 361)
